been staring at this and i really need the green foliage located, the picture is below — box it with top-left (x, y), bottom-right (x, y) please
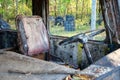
top-left (0, 0), bottom-right (32, 29)
top-left (18, 3), bottom-right (32, 15)
top-left (49, 0), bottom-right (104, 37)
top-left (49, 0), bottom-right (92, 16)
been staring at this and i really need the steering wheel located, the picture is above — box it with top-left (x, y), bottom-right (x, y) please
top-left (59, 29), bottom-right (105, 65)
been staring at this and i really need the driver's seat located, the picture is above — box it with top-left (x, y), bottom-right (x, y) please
top-left (15, 15), bottom-right (50, 60)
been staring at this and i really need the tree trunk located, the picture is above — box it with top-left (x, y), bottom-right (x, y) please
top-left (26, 0), bottom-right (28, 5)
top-left (16, 0), bottom-right (18, 16)
top-left (76, 0), bottom-right (78, 19)
top-left (54, 0), bottom-right (57, 17)
top-left (81, 0), bottom-right (85, 21)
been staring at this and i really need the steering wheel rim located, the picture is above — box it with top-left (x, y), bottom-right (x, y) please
top-left (59, 29), bottom-right (105, 45)
top-left (59, 28), bottom-right (105, 65)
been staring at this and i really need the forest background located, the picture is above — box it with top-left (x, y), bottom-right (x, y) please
top-left (0, 0), bottom-right (104, 37)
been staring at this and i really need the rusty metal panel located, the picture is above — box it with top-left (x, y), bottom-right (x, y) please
top-left (80, 49), bottom-right (120, 79)
top-left (94, 49), bottom-right (120, 68)
top-left (96, 66), bottom-right (120, 80)
top-left (100, 0), bottom-right (120, 44)
top-left (0, 30), bottom-right (17, 49)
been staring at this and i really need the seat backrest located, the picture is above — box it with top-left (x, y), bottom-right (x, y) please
top-left (16, 15), bottom-right (49, 56)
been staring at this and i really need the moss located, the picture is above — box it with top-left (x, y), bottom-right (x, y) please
top-left (77, 43), bottom-right (83, 66)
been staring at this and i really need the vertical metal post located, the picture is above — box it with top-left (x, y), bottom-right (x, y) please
top-left (118, 0), bottom-right (120, 12)
top-left (91, 0), bottom-right (97, 31)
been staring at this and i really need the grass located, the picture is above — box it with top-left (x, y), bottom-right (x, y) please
top-left (49, 21), bottom-right (106, 40)
top-left (50, 24), bottom-right (104, 35)
top-left (50, 25), bottom-right (90, 37)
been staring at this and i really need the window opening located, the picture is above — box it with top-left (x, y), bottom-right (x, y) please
top-left (49, 0), bottom-right (105, 40)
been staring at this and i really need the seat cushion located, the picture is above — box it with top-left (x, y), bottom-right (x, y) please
top-left (16, 15), bottom-right (49, 56)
